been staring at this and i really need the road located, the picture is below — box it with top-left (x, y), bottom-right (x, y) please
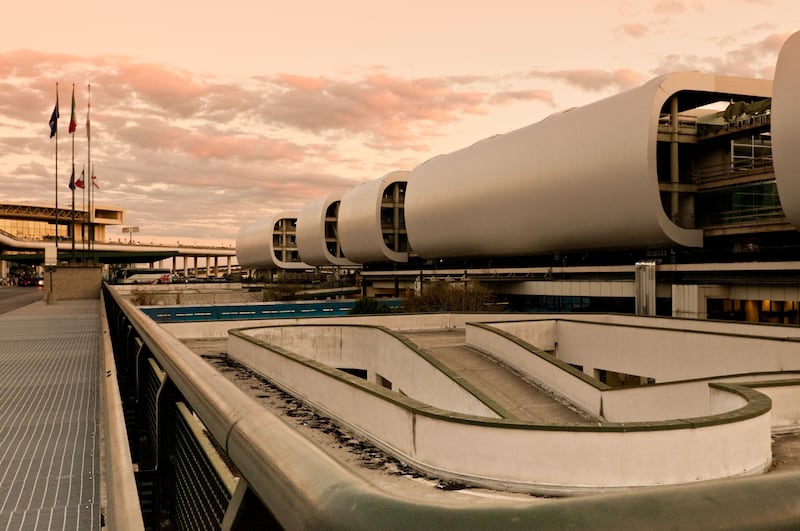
top-left (401, 329), bottom-right (589, 422)
top-left (0, 287), bottom-right (45, 315)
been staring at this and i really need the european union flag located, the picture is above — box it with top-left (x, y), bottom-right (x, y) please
top-left (49, 94), bottom-right (59, 138)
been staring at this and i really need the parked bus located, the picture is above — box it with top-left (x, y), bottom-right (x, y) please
top-left (113, 268), bottom-right (172, 284)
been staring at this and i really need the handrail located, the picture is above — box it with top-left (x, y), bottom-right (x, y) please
top-left (103, 285), bottom-right (800, 529)
top-left (99, 289), bottom-right (146, 530)
top-left (692, 157), bottom-right (774, 184)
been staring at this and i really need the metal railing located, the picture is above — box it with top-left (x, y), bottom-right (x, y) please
top-left (703, 205), bottom-right (786, 227)
top-left (102, 284), bottom-right (800, 530)
top-left (693, 157), bottom-right (774, 186)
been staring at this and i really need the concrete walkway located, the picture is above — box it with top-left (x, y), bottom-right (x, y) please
top-left (402, 330), bottom-right (588, 423)
top-left (0, 299), bottom-right (101, 530)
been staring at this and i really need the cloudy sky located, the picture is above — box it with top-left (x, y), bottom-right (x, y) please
top-left (0, 0), bottom-right (796, 246)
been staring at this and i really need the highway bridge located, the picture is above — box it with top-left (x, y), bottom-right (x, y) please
top-left (0, 223), bottom-right (237, 280)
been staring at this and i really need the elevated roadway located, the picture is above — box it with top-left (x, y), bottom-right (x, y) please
top-left (0, 228), bottom-right (235, 265)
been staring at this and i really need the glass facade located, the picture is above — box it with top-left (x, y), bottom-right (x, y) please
top-left (0, 219), bottom-right (68, 241)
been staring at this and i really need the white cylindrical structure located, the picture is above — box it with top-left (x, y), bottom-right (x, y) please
top-left (772, 31), bottom-right (800, 230)
top-left (295, 193), bottom-right (355, 267)
top-left (236, 218), bottom-right (274, 269)
top-left (338, 170), bottom-right (410, 264)
top-left (405, 72), bottom-right (769, 259)
top-left (236, 211), bottom-right (309, 270)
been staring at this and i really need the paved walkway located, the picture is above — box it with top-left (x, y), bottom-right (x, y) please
top-left (0, 299), bottom-right (101, 530)
top-left (401, 330), bottom-right (588, 423)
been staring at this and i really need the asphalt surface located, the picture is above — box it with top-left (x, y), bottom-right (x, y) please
top-left (402, 329), bottom-right (589, 422)
top-left (0, 287), bottom-right (45, 315)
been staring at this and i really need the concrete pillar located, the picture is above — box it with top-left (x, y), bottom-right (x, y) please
top-left (214, 256), bottom-right (219, 278)
top-left (206, 256), bottom-right (212, 277)
top-left (670, 95), bottom-right (680, 224)
top-left (671, 284), bottom-right (730, 319)
top-left (227, 256), bottom-right (232, 275)
top-left (672, 284), bottom-right (703, 319)
top-left (634, 261), bottom-right (657, 316)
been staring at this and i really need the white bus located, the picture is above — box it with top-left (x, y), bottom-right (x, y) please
top-left (113, 268), bottom-right (172, 284)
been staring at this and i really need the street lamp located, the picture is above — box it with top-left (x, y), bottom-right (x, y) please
top-left (122, 226), bottom-right (140, 244)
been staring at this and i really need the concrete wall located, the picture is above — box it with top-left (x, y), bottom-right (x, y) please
top-left (465, 322), bottom-right (603, 416)
top-left (161, 312), bottom-right (519, 339)
top-left (473, 316), bottom-right (800, 384)
top-left (44, 265), bottom-right (103, 300)
top-left (551, 319), bottom-right (800, 383)
top-left (751, 381), bottom-right (800, 433)
top-left (409, 402), bottom-right (770, 491)
top-left (236, 325), bottom-right (500, 418)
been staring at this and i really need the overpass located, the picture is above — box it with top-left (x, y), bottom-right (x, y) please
top-left (0, 226), bottom-right (237, 278)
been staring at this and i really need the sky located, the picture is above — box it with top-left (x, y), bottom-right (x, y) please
top-left (0, 0), bottom-right (797, 247)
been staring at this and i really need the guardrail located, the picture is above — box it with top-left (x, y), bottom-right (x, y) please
top-left (692, 157), bottom-right (774, 185)
top-left (99, 289), bottom-right (146, 531)
top-left (102, 284), bottom-right (800, 529)
top-left (139, 299), bottom-right (402, 323)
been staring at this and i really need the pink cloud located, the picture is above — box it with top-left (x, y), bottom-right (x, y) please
top-left (265, 73), bottom-right (494, 147)
top-left (114, 62), bottom-right (209, 116)
top-left (183, 134), bottom-right (306, 162)
top-left (489, 90), bottom-right (554, 106)
top-left (619, 23), bottom-right (648, 38)
top-left (654, 0), bottom-right (686, 14)
top-left (527, 68), bottom-right (645, 92)
top-left (0, 49), bottom-right (553, 161)
top-left (654, 31), bottom-right (792, 78)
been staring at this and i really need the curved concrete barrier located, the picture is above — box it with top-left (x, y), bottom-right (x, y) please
top-left (229, 323), bottom-right (772, 494)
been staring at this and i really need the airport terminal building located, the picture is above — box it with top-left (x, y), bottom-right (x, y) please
top-left (237, 34), bottom-right (800, 324)
top-left (0, 202), bottom-right (124, 282)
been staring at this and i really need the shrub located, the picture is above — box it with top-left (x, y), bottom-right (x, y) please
top-left (402, 281), bottom-right (495, 313)
top-left (130, 289), bottom-right (158, 306)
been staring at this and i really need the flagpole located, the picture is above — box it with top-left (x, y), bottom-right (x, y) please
top-left (87, 84), bottom-right (92, 257)
top-left (54, 82), bottom-right (59, 254)
top-left (71, 83), bottom-right (76, 257)
top-left (81, 165), bottom-right (86, 255)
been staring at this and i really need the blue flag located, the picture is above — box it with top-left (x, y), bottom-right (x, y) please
top-left (69, 165), bottom-right (76, 190)
top-left (49, 93), bottom-right (60, 138)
